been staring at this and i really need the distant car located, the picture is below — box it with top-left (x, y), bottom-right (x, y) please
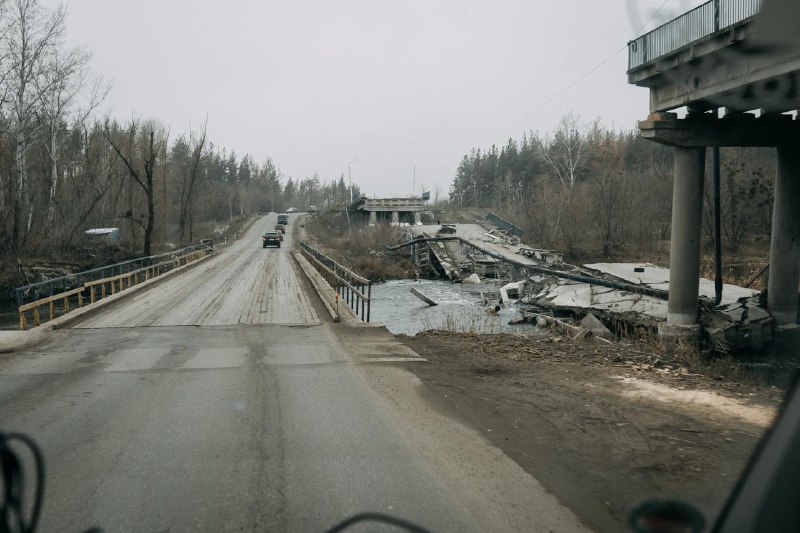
top-left (286, 207), bottom-right (297, 213)
top-left (274, 224), bottom-right (285, 240)
top-left (262, 231), bottom-right (281, 248)
top-left (308, 205), bottom-right (319, 214)
top-left (277, 213), bottom-right (289, 225)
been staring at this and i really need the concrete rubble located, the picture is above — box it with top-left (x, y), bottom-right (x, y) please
top-left (518, 264), bottom-right (768, 351)
top-left (403, 220), bottom-right (772, 351)
top-left (705, 296), bottom-right (774, 351)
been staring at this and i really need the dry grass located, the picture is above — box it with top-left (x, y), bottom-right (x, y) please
top-left (304, 211), bottom-right (417, 281)
top-left (420, 308), bottom-right (502, 335)
top-left (629, 328), bottom-right (757, 384)
top-left (699, 260), bottom-right (768, 291)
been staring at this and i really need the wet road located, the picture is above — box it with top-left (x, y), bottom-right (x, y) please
top-left (77, 214), bottom-right (319, 327)
top-left (0, 214), bottom-right (586, 532)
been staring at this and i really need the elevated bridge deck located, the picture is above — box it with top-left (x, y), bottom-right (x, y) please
top-left (627, 0), bottom-right (800, 336)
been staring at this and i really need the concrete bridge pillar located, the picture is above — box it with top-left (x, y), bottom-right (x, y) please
top-left (391, 211), bottom-right (399, 225)
top-left (414, 211), bottom-right (422, 225)
top-left (662, 146), bottom-right (706, 333)
top-left (768, 146), bottom-right (800, 325)
top-left (369, 211), bottom-right (377, 226)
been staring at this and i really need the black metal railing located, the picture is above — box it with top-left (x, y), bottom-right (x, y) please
top-left (299, 241), bottom-right (371, 322)
top-left (13, 242), bottom-right (214, 308)
top-left (628, 0), bottom-right (761, 70)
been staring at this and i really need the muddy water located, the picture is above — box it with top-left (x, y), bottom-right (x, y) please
top-left (0, 299), bottom-right (18, 330)
top-left (369, 279), bottom-right (541, 336)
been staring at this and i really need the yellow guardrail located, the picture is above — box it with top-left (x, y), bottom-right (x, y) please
top-left (18, 287), bottom-right (86, 330)
top-left (18, 249), bottom-right (211, 330)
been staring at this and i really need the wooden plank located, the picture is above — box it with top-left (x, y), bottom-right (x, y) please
top-left (19, 287), bottom-right (85, 312)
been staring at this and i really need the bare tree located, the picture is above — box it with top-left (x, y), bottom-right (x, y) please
top-left (4, 0), bottom-right (65, 249)
top-left (178, 118), bottom-right (207, 242)
top-left (539, 112), bottom-right (589, 188)
top-left (590, 131), bottom-right (628, 255)
top-left (64, 121), bottom-right (120, 247)
top-left (104, 118), bottom-right (162, 256)
top-left (35, 45), bottom-right (103, 224)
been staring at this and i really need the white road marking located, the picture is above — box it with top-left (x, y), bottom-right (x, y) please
top-left (359, 357), bottom-right (428, 363)
top-left (105, 348), bottom-right (171, 372)
top-left (260, 343), bottom-right (335, 365)
top-left (182, 347), bottom-right (249, 369)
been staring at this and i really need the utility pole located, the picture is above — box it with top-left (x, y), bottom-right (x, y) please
top-left (406, 158), bottom-right (415, 197)
top-left (348, 157), bottom-right (359, 204)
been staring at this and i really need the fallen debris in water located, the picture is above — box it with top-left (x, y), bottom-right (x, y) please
top-left (398, 222), bottom-right (773, 352)
top-left (499, 281), bottom-right (524, 306)
top-left (462, 273), bottom-right (481, 284)
top-left (410, 287), bottom-right (438, 306)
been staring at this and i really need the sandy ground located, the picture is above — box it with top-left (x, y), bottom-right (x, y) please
top-left (397, 331), bottom-right (785, 532)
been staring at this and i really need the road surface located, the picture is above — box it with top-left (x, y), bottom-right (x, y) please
top-left (0, 214), bottom-right (586, 532)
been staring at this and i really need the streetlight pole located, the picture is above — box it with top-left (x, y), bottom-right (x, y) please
top-left (348, 157), bottom-right (359, 204)
top-left (405, 158), bottom-right (415, 197)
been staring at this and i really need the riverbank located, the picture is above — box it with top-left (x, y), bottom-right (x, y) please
top-left (303, 209), bottom-right (788, 530)
top-left (303, 211), bottom-right (417, 281)
top-left (396, 330), bottom-right (784, 531)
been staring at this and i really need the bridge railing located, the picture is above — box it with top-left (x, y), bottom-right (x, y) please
top-left (15, 243), bottom-right (213, 330)
top-left (299, 241), bottom-right (372, 322)
top-left (487, 212), bottom-right (523, 239)
top-left (628, 0), bottom-right (761, 70)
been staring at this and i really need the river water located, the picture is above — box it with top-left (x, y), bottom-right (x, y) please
top-left (368, 279), bottom-right (541, 336)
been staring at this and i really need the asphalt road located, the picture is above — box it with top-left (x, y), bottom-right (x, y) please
top-left (0, 214), bottom-right (586, 532)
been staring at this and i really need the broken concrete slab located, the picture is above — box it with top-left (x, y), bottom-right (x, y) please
top-left (462, 273), bottom-right (481, 284)
top-left (500, 281), bottom-right (525, 305)
top-left (744, 305), bottom-right (771, 322)
top-left (584, 263), bottom-right (759, 305)
top-left (580, 313), bottom-right (615, 341)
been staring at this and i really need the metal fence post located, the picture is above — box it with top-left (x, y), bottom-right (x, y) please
top-left (366, 282), bottom-right (371, 323)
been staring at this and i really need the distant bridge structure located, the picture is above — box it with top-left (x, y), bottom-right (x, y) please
top-left (352, 196), bottom-right (428, 226)
top-left (628, 0), bottom-right (800, 338)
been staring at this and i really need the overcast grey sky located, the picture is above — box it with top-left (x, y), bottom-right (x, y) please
top-left (50, 0), bottom-right (700, 198)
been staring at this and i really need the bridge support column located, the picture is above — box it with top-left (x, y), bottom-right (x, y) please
top-left (369, 211), bottom-right (377, 226)
top-left (391, 211), bottom-right (399, 225)
top-left (659, 146), bottom-right (706, 339)
top-left (414, 211), bottom-right (421, 225)
top-left (768, 146), bottom-right (800, 326)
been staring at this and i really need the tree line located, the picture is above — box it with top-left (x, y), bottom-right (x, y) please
top-left (449, 113), bottom-right (776, 257)
top-left (0, 0), bottom-right (357, 257)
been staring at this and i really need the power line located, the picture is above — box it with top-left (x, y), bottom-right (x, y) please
top-left (632, 0), bottom-right (672, 37)
top-left (481, 0), bottom-right (672, 146)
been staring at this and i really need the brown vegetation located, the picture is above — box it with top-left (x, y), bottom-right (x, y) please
top-left (0, 1), bottom-right (364, 261)
top-left (449, 115), bottom-right (775, 264)
top-left (303, 211), bottom-right (416, 282)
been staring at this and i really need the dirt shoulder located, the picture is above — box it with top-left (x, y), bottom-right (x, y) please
top-left (397, 331), bottom-right (784, 532)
